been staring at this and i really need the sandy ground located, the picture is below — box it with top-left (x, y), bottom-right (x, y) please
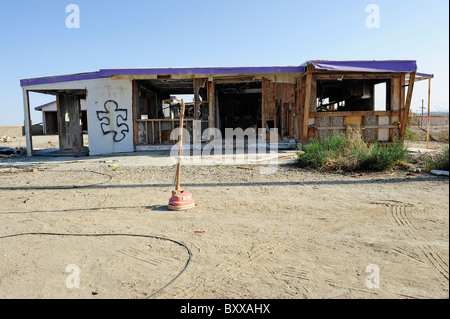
top-left (0, 134), bottom-right (448, 299)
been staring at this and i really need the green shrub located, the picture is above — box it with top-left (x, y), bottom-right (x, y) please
top-left (404, 127), bottom-right (421, 141)
top-left (296, 133), bottom-right (350, 170)
top-left (426, 146), bottom-right (449, 171)
top-left (296, 133), bottom-right (409, 172)
top-left (356, 140), bottom-right (409, 171)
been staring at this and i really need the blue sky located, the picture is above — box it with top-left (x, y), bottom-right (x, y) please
top-left (0, 0), bottom-right (448, 126)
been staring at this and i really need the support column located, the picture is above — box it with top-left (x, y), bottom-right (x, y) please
top-left (302, 72), bottom-right (313, 141)
top-left (426, 78), bottom-right (431, 148)
top-left (22, 88), bottom-right (33, 157)
top-left (208, 81), bottom-right (215, 129)
top-left (401, 71), bottom-right (416, 136)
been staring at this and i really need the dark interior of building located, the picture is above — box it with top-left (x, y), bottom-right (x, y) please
top-left (215, 81), bottom-right (262, 135)
top-left (316, 79), bottom-right (391, 112)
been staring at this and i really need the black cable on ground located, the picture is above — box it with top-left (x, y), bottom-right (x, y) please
top-left (0, 169), bottom-right (113, 190)
top-left (0, 232), bottom-right (192, 299)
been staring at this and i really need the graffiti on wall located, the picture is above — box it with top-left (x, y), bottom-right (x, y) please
top-left (96, 100), bottom-right (129, 142)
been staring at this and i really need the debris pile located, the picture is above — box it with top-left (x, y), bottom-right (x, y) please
top-left (1, 136), bottom-right (14, 143)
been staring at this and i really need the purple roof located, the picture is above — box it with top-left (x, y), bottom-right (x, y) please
top-left (20, 72), bottom-right (108, 87)
top-left (306, 60), bottom-right (418, 73)
top-left (416, 72), bottom-right (434, 79)
top-left (99, 66), bottom-right (304, 76)
top-left (20, 60), bottom-right (432, 87)
top-left (34, 100), bottom-right (56, 111)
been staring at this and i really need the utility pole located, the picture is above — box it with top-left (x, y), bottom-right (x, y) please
top-left (420, 99), bottom-right (425, 128)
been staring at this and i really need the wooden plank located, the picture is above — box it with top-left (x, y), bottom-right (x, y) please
top-left (145, 121), bottom-right (148, 145)
top-left (316, 125), bottom-right (399, 130)
top-left (426, 78), bottom-right (431, 148)
top-left (262, 78), bottom-right (267, 129)
top-left (295, 77), bottom-right (301, 139)
top-left (310, 110), bottom-right (400, 118)
top-left (401, 71), bottom-right (416, 136)
top-left (313, 72), bottom-right (403, 80)
top-left (376, 115), bottom-right (379, 140)
top-left (132, 81), bottom-right (138, 148)
top-left (208, 81), bottom-right (215, 129)
top-left (297, 76), bottom-right (305, 140)
top-left (193, 79), bottom-right (198, 120)
top-left (152, 121), bottom-right (155, 144)
top-left (262, 78), bottom-right (277, 127)
top-left (213, 77), bottom-right (256, 83)
top-left (302, 72), bottom-right (313, 141)
top-left (391, 77), bottom-right (401, 111)
top-left (399, 74), bottom-right (406, 131)
top-left (272, 81), bottom-right (277, 127)
top-left (57, 94), bottom-right (83, 150)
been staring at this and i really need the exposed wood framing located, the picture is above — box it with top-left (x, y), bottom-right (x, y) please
top-left (132, 80), bottom-right (138, 147)
top-left (208, 81), bottom-right (215, 129)
top-left (426, 78), bottom-right (431, 148)
top-left (309, 110), bottom-right (401, 118)
top-left (261, 78), bottom-right (266, 129)
top-left (56, 94), bottom-right (83, 150)
top-left (313, 72), bottom-right (403, 80)
top-left (262, 78), bottom-right (277, 129)
top-left (401, 71), bottom-right (416, 136)
top-left (302, 72), bottom-right (313, 141)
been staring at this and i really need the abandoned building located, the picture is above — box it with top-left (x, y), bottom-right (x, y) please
top-left (20, 60), bottom-right (433, 156)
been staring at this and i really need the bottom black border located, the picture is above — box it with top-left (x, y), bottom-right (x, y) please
top-left (0, 298), bottom-right (447, 318)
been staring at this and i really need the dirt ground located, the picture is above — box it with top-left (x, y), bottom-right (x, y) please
top-left (0, 134), bottom-right (448, 299)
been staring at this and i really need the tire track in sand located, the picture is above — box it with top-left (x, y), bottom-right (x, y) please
top-left (389, 204), bottom-right (448, 281)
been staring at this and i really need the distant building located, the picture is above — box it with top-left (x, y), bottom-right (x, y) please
top-left (411, 114), bottom-right (448, 127)
top-left (35, 100), bottom-right (88, 135)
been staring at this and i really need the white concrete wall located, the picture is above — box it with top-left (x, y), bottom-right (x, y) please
top-left (85, 78), bottom-right (134, 155)
top-left (24, 77), bottom-right (134, 156)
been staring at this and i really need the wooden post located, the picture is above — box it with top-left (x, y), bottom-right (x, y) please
top-left (426, 78), bottom-right (431, 149)
top-left (132, 81), bottom-right (138, 148)
top-left (208, 81), bottom-right (215, 130)
top-left (262, 78), bottom-right (266, 131)
top-left (302, 72), bottom-right (313, 141)
top-left (175, 99), bottom-right (185, 192)
top-left (401, 71), bottom-right (416, 136)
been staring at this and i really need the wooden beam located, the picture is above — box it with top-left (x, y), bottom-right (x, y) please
top-left (302, 72), bottom-right (313, 141)
top-left (193, 79), bottom-right (198, 120)
top-left (132, 80), bottom-right (138, 148)
top-left (280, 84), bottom-right (284, 138)
top-left (262, 78), bottom-right (267, 130)
top-left (401, 71), bottom-right (416, 136)
top-left (208, 81), bottom-right (215, 129)
top-left (426, 78), bottom-right (431, 148)
top-left (309, 110), bottom-right (400, 118)
top-left (295, 77), bottom-right (301, 139)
